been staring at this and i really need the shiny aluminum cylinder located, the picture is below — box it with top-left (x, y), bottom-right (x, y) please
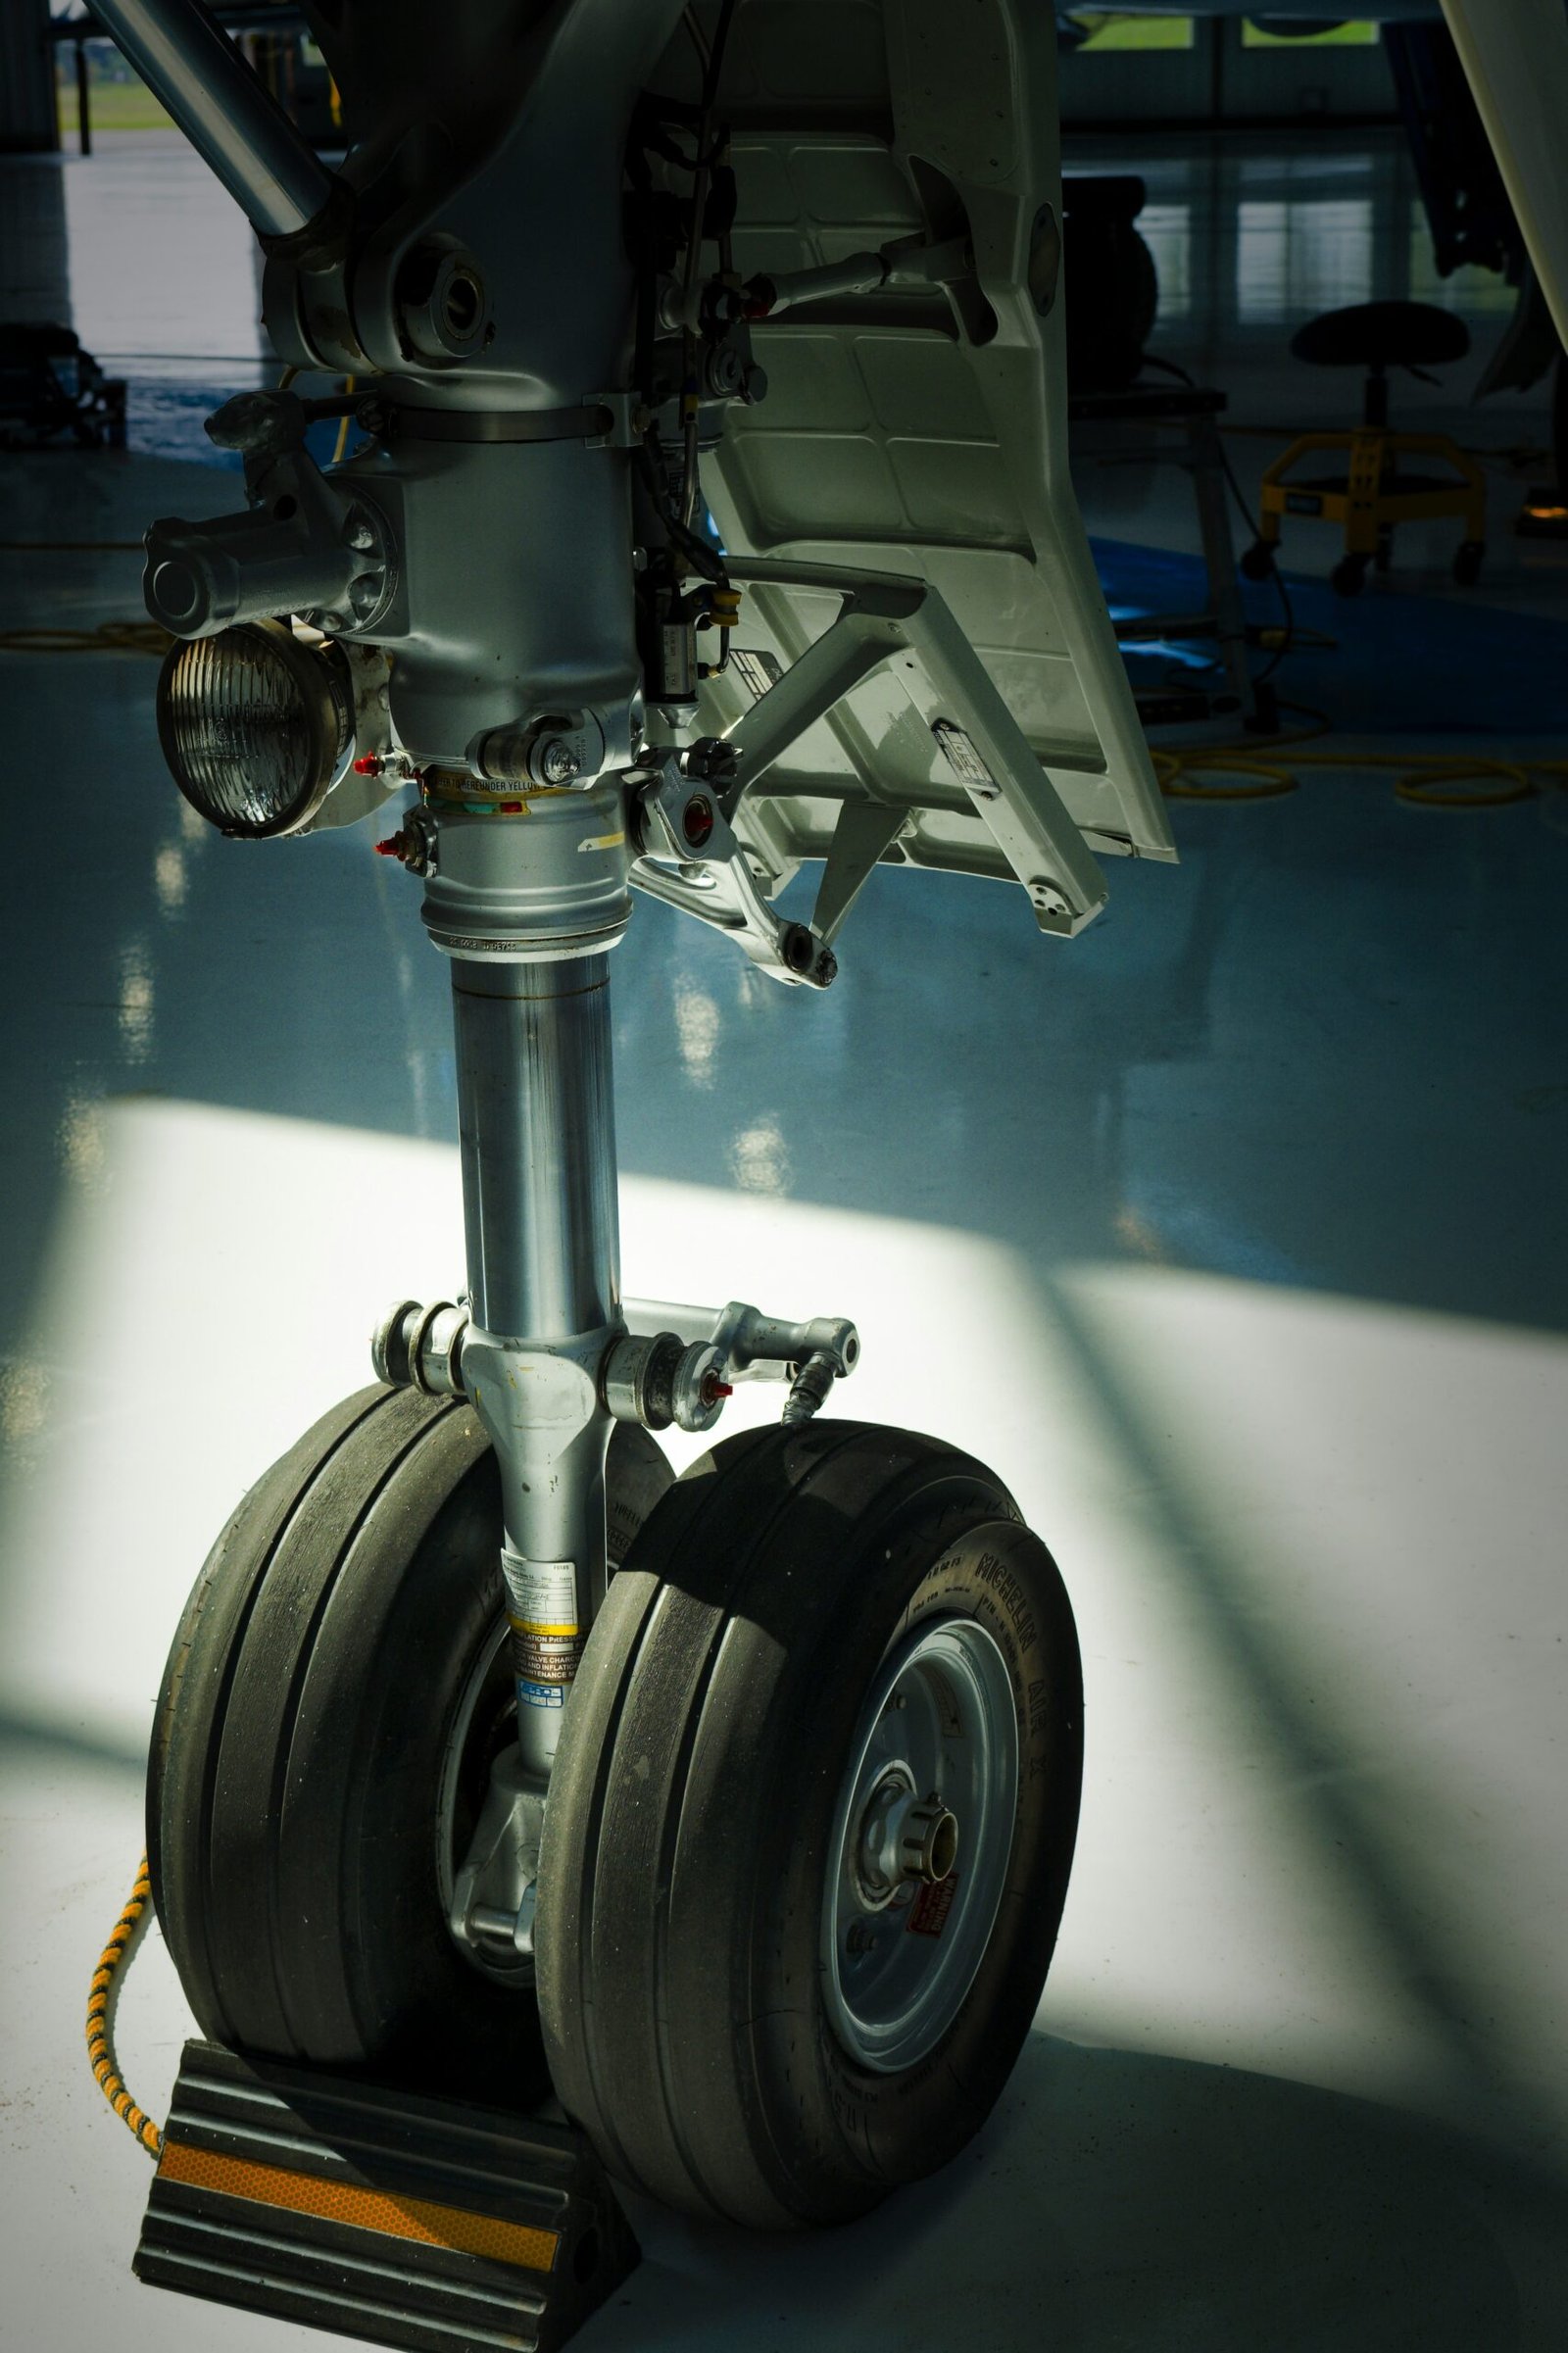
top-left (451, 953), bottom-right (621, 1777)
top-left (452, 956), bottom-right (619, 1340)
top-left (89, 0), bottom-right (335, 240)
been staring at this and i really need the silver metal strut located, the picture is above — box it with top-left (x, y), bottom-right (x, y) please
top-left (451, 953), bottom-right (620, 1780)
top-left (416, 772), bottom-right (637, 1783)
top-left (85, 0), bottom-right (338, 241)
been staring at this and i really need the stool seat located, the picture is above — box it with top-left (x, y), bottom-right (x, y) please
top-left (1290, 300), bottom-right (1471, 373)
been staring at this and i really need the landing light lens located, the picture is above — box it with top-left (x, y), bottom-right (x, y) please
top-left (156, 619), bottom-right (352, 839)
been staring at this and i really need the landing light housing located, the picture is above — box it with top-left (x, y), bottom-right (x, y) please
top-left (155, 619), bottom-right (354, 839)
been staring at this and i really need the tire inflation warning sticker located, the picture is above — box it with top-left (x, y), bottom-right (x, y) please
top-left (906, 1872), bottom-right (958, 1939)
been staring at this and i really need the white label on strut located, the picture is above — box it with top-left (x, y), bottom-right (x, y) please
top-left (501, 1553), bottom-right (579, 1636)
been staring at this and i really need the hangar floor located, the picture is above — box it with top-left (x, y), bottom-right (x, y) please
top-left (2, 127), bottom-right (1566, 2351)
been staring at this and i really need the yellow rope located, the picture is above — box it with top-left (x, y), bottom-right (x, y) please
top-left (86, 1854), bottom-right (163, 2160)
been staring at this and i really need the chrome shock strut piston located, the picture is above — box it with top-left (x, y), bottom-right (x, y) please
top-left (422, 782), bottom-right (632, 1779)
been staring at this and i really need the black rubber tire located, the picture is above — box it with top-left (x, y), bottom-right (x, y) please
top-left (147, 1384), bottom-right (671, 2101)
top-left (534, 1420), bottom-right (1083, 2230)
top-left (1332, 553), bottom-right (1369, 597)
top-left (1453, 539), bottom-right (1485, 586)
top-left (1240, 539), bottom-right (1277, 582)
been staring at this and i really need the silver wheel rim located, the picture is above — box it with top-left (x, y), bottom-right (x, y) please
top-left (822, 1614), bottom-right (1019, 2074)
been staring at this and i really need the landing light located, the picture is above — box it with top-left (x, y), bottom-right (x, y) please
top-left (155, 620), bottom-right (353, 839)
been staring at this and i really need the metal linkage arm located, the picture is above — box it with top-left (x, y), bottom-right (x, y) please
top-left (624, 1298), bottom-right (860, 1427)
top-left (629, 753), bottom-right (837, 989)
top-left (721, 562), bottom-right (1109, 941)
top-left (89, 0), bottom-right (338, 241)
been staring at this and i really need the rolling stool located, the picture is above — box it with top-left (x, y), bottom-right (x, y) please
top-left (1241, 300), bottom-right (1487, 596)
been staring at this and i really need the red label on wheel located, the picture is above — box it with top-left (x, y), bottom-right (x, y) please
top-left (906, 1873), bottom-right (958, 1938)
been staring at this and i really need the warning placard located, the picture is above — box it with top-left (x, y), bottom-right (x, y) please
top-left (906, 1874), bottom-right (959, 1939)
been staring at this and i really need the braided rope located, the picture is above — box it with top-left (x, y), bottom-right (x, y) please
top-left (85, 1855), bottom-right (162, 2159)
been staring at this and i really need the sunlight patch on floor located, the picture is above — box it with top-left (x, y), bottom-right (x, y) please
top-left (0, 1098), bottom-right (1563, 2164)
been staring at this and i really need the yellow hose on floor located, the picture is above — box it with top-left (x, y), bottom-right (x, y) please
top-left (86, 1855), bottom-right (163, 2160)
top-left (0, 619), bottom-right (172, 656)
top-left (1154, 723), bottom-right (1568, 809)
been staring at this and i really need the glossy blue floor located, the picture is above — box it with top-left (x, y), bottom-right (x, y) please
top-left (2, 128), bottom-right (1567, 2350)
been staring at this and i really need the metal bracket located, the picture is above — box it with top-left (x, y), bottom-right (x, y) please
top-left (629, 755), bottom-right (837, 986)
top-left (144, 388), bottom-right (401, 641)
top-left (584, 390), bottom-right (643, 449)
top-left (717, 560), bottom-right (1109, 941)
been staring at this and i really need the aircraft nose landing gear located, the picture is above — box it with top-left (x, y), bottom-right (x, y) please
top-left (88, 0), bottom-right (1105, 2338)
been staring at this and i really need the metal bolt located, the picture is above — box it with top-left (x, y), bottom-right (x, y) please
top-left (344, 515), bottom-right (377, 552)
top-left (537, 738), bottom-right (581, 787)
top-left (706, 344), bottom-right (744, 397)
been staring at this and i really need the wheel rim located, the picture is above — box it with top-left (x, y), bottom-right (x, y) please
top-left (822, 1614), bottom-right (1019, 2074)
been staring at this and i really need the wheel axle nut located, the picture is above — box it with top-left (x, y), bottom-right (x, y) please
top-left (901, 1793), bottom-right (959, 1886)
top-left (855, 1770), bottom-right (960, 1905)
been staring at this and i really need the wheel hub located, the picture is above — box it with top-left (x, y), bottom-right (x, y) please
top-left (853, 1766), bottom-right (960, 1908)
top-left (823, 1615), bottom-right (1019, 2075)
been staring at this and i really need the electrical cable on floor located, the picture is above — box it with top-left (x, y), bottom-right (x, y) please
top-left (0, 619), bottom-right (171, 655)
top-left (86, 1854), bottom-right (163, 2161)
top-left (1155, 729), bottom-right (1568, 809)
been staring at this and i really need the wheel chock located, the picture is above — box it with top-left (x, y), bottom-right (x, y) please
top-left (133, 2039), bottom-right (639, 2353)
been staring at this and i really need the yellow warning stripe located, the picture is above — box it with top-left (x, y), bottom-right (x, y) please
top-left (158, 2139), bottom-right (560, 2275)
top-left (508, 1614), bottom-right (580, 1638)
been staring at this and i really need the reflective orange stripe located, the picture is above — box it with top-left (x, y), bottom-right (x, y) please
top-left (158, 2139), bottom-right (559, 2274)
